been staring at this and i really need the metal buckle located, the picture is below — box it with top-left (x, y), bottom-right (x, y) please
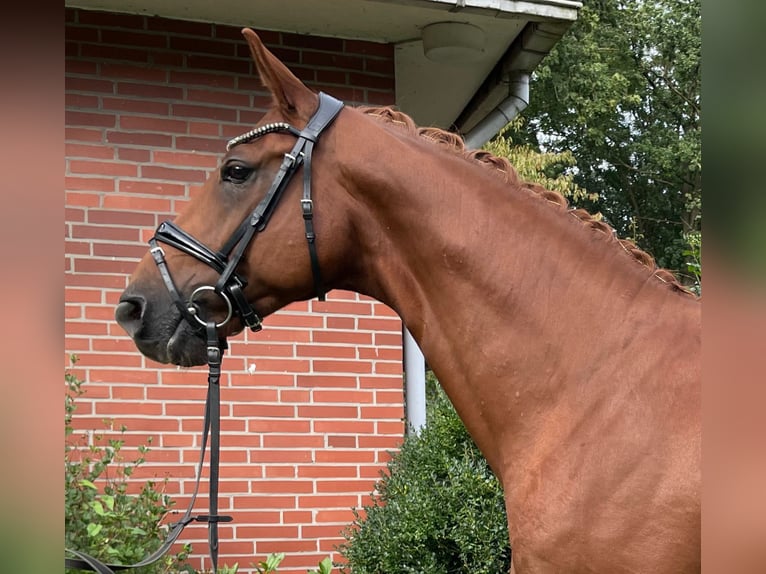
top-left (301, 198), bottom-right (313, 216)
top-left (206, 345), bottom-right (222, 364)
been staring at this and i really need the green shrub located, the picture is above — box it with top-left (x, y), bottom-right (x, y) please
top-left (65, 356), bottom-right (192, 573)
top-left (339, 375), bottom-right (510, 574)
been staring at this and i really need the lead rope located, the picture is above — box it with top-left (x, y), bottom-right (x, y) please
top-left (201, 321), bottom-right (232, 573)
top-left (65, 323), bottom-right (231, 573)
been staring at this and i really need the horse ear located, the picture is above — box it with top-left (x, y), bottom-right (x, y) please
top-left (242, 28), bottom-right (317, 118)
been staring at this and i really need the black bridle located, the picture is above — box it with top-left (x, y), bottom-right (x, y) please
top-left (151, 91), bottom-right (345, 339)
top-left (65, 93), bottom-right (344, 574)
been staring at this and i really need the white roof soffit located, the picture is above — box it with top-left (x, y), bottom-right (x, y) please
top-left (66, 0), bottom-right (581, 129)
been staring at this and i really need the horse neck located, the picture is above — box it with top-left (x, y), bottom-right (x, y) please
top-left (335, 115), bottom-right (696, 473)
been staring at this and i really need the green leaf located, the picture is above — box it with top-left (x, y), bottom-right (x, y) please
top-left (86, 523), bottom-right (103, 537)
top-left (79, 479), bottom-right (98, 490)
top-left (90, 500), bottom-right (105, 516)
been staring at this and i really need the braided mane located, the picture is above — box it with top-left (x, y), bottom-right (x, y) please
top-left (358, 106), bottom-right (694, 296)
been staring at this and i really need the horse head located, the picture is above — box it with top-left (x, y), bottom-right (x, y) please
top-left (115, 30), bottom-right (357, 366)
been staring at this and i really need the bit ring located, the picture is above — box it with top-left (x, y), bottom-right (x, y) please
top-left (187, 286), bottom-right (233, 328)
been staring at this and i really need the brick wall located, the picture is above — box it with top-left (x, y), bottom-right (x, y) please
top-left (65, 8), bottom-right (403, 572)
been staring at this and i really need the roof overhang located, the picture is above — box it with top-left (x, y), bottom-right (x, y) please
top-left (66, 0), bottom-right (580, 131)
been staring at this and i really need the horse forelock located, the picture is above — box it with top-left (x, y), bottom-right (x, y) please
top-left (357, 105), bottom-right (695, 297)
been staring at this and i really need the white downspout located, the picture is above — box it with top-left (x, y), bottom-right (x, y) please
top-left (403, 70), bottom-right (530, 435)
top-left (403, 327), bottom-right (427, 434)
top-left (464, 72), bottom-right (530, 149)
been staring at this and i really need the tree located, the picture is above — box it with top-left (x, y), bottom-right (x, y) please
top-left (511, 0), bottom-right (701, 282)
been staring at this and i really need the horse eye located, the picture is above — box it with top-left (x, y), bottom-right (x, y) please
top-left (221, 163), bottom-right (254, 184)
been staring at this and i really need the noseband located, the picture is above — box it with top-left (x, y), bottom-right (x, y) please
top-left (149, 92), bottom-right (344, 341)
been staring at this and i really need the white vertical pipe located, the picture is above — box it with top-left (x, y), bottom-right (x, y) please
top-left (403, 326), bottom-right (427, 434)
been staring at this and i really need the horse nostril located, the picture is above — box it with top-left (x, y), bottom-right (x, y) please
top-left (115, 296), bottom-right (146, 338)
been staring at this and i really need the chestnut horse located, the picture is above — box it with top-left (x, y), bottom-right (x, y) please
top-left (116, 30), bottom-right (700, 573)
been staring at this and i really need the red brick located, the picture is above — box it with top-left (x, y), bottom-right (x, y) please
top-left (345, 40), bottom-right (394, 58)
top-left (66, 93), bottom-right (99, 108)
top-left (153, 150), bottom-right (219, 167)
top-left (316, 479), bottom-right (374, 493)
top-left (279, 389), bottom-right (310, 403)
top-left (375, 332), bottom-right (403, 346)
top-left (66, 127), bottom-right (104, 143)
top-left (312, 359), bottom-right (372, 374)
top-left (169, 70), bottom-right (236, 89)
top-left (315, 69), bottom-right (347, 85)
top-left (350, 72), bottom-right (395, 91)
top-left (100, 62), bottom-right (167, 83)
top-left (297, 494), bottom-right (359, 509)
top-left (360, 405), bottom-right (404, 420)
top-left (187, 54), bottom-right (250, 75)
top-left (106, 130), bottom-right (173, 147)
top-left (298, 465), bottom-right (357, 478)
top-left (102, 97), bottom-right (170, 116)
top-left (117, 147), bottom-right (151, 162)
top-left (81, 44), bottom-right (150, 63)
top-left (66, 60), bottom-right (98, 75)
top-left (365, 57), bottom-right (395, 76)
top-left (66, 143), bottom-right (115, 159)
top-left (101, 194), bottom-right (172, 212)
top-left (65, 287), bottom-right (103, 302)
top-left (247, 420), bottom-right (312, 434)
top-left (172, 102), bottom-right (238, 122)
top-left (302, 51), bottom-right (363, 71)
top-left (358, 346), bottom-right (402, 361)
top-left (65, 76), bottom-right (115, 94)
top-left (97, 400), bottom-right (162, 415)
top-left (325, 316), bottom-right (355, 330)
top-left (74, 257), bottom-right (138, 275)
top-left (111, 385), bottom-right (145, 400)
top-left (66, 110), bottom-right (115, 128)
top-left (70, 224), bottom-right (141, 242)
top-left (365, 89), bottom-right (397, 106)
top-left (313, 420), bottom-right (374, 434)
top-left (175, 135), bottom-right (225, 153)
top-left (91, 338), bottom-right (144, 353)
top-left (231, 404), bottom-right (295, 418)
top-left (66, 191), bottom-right (100, 208)
top-left (66, 176), bottom-right (115, 192)
top-left (262, 435), bottom-right (324, 449)
top-left (120, 115), bottom-right (188, 133)
top-left (297, 405), bottom-right (358, 419)
top-left (101, 29), bottom-right (168, 49)
top-left (313, 390), bottom-right (373, 404)
top-left (375, 361), bottom-right (404, 375)
top-left (249, 450), bottom-right (313, 464)
top-left (118, 179), bottom-right (186, 196)
top-left (87, 208), bottom-right (156, 226)
top-left (69, 159), bottom-right (138, 177)
top-left (327, 435), bottom-right (357, 448)
top-left (358, 317), bottom-right (402, 332)
top-left (178, 123), bottom-right (218, 141)
top-left (141, 165), bottom-right (207, 183)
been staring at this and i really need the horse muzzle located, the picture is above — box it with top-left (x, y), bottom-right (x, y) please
top-left (115, 286), bottom-right (226, 367)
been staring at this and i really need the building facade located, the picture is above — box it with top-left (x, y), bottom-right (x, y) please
top-left (65, 8), bottom-right (405, 572)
